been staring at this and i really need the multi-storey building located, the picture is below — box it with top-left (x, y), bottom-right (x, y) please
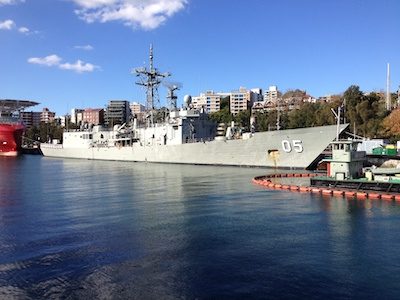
top-left (40, 108), bottom-right (55, 123)
top-left (21, 111), bottom-right (41, 128)
top-left (130, 102), bottom-right (146, 123)
top-left (70, 108), bottom-right (84, 125)
top-left (230, 87), bottom-right (252, 115)
top-left (83, 108), bottom-right (104, 126)
top-left (192, 91), bottom-right (221, 113)
top-left (264, 85), bottom-right (279, 102)
top-left (105, 100), bottom-right (131, 127)
top-left (21, 108), bottom-right (55, 127)
top-left (55, 115), bottom-right (69, 127)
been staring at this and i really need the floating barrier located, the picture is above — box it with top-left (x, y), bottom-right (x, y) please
top-left (311, 188), bottom-right (322, 194)
top-left (344, 191), bottom-right (356, 198)
top-left (299, 186), bottom-right (310, 192)
top-left (253, 173), bottom-right (399, 201)
top-left (368, 193), bottom-right (380, 199)
top-left (356, 192), bottom-right (368, 199)
top-left (322, 189), bottom-right (333, 195)
top-left (381, 194), bottom-right (394, 201)
top-left (332, 190), bottom-right (344, 196)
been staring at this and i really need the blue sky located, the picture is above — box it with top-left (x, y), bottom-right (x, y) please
top-left (0, 0), bottom-right (399, 115)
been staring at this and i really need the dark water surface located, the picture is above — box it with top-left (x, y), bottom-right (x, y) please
top-left (1, 156), bottom-right (400, 299)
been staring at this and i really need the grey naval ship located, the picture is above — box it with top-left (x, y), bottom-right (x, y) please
top-left (41, 46), bottom-right (347, 169)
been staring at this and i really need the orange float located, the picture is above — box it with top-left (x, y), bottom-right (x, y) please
top-left (368, 193), bottom-right (381, 199)
top-left (356, 192), bottom-right (368, 199)
top-left (299, 186), bottom-right (310, 192)
top-left (344, 191), bottom-right (356, 197)
top-left (381, 194), bottom-right (394, 201)
top-left (322, 189), bottom-right (333, 195)
top-left (332, 190), bottom-right (344, 196)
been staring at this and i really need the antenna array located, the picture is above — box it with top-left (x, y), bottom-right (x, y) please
top-left (134, 44), bottom-right (170, 125)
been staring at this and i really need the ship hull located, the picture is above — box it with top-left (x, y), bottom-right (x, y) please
top-left (0, 123), bottom-right (24, 156)
top-left (41, 124), bottom-right (347, 169)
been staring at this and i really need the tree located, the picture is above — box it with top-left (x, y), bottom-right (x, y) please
top-left (234, 110), bottom-right (251, 131)
top-left (209, 107), bottom-right (233, 125)
top-left (314, 102), bottom-right (336, 126)
top-left (287, 102), bottom-right (318, 128)
top-left (24, 121), bottom-right (64, 144)
top-left (343, 85), bottom-right (363, 132)
top-left (381, 109), bottom-right (400, 141)
top-left (282, 89), bottom-right (306, 99)
top-left (253, 110), bottom-right (288, 131)
top-left (220, 96), bottom-right (230, 110)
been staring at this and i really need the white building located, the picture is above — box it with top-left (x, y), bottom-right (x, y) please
top-left (251, 88), bottom-right (263, 103)
top-left (264, 85), bottom-right (279, 102)
top-left (70, 108), bottom-right (84, 125)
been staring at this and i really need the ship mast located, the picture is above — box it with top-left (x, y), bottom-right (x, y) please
top-left (134, 44), bottom-right (170, 126)
top-left (386, 63), bottom-right (391, 111)
top-left (164, 82), bottom-right (181, 111)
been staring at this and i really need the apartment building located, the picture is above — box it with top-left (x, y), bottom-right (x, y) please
top-left (20, 111), bottom-right (41, 128)
top-left (264, 85), bottom-right (279, 102)
top-left (40, 108), bottom-right (55, 123)
top-left (105, 100), bottom-right (131, 126)
top-left (192, 91), bottom-right (221, 113)
top-left (230, 87), bottom-right (252, 115)
top-left (70, 108), bottom-right (84, 125)
top-left (130, 102), bottom-right (146, 123)
top-left (83, 108), bottom-right (104, 126)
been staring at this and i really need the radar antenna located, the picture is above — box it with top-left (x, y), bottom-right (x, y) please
top-left (163, 81), bottom-right (182, 110)
top-left (133, 44), bottom-right (170, 126)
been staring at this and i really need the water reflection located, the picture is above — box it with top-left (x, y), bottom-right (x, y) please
top-left (1, 156), bottom-right (400, 298)
top-left (0, 157), bottom-right (21, 208)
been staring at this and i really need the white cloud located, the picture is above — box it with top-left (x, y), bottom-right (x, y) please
top-left (27, 54), bottom-right (99, 73)
top-left (70, 0), bottom-right (188, 30)
top-left (0, 19), bottom-right (15, 30)
top-left (0, 20), bottom-right (38, 35)
top-left (74, 44), bottom-right (94, 51)
top-left (28, 54), bottom-right (62, 66)
top-left (72, 0), bottom-right (117, 9)
top-left (18, 26), bottom-right (29, 33)
top-left (0, 0), bottom-right (25, 5)
top-left (59, 60), bottom-right (99, 73)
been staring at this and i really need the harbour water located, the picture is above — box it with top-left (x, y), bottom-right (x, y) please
top-left (1, 156), bottom-right (400, 299)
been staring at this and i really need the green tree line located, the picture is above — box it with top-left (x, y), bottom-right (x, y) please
top-left (24, 122), bottom-right (64, 145)
top-left (210, 85), bottom-right (399, 140)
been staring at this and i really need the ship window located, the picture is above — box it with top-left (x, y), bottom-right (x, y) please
top-left (89, 134), bottom-right (93, 139)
